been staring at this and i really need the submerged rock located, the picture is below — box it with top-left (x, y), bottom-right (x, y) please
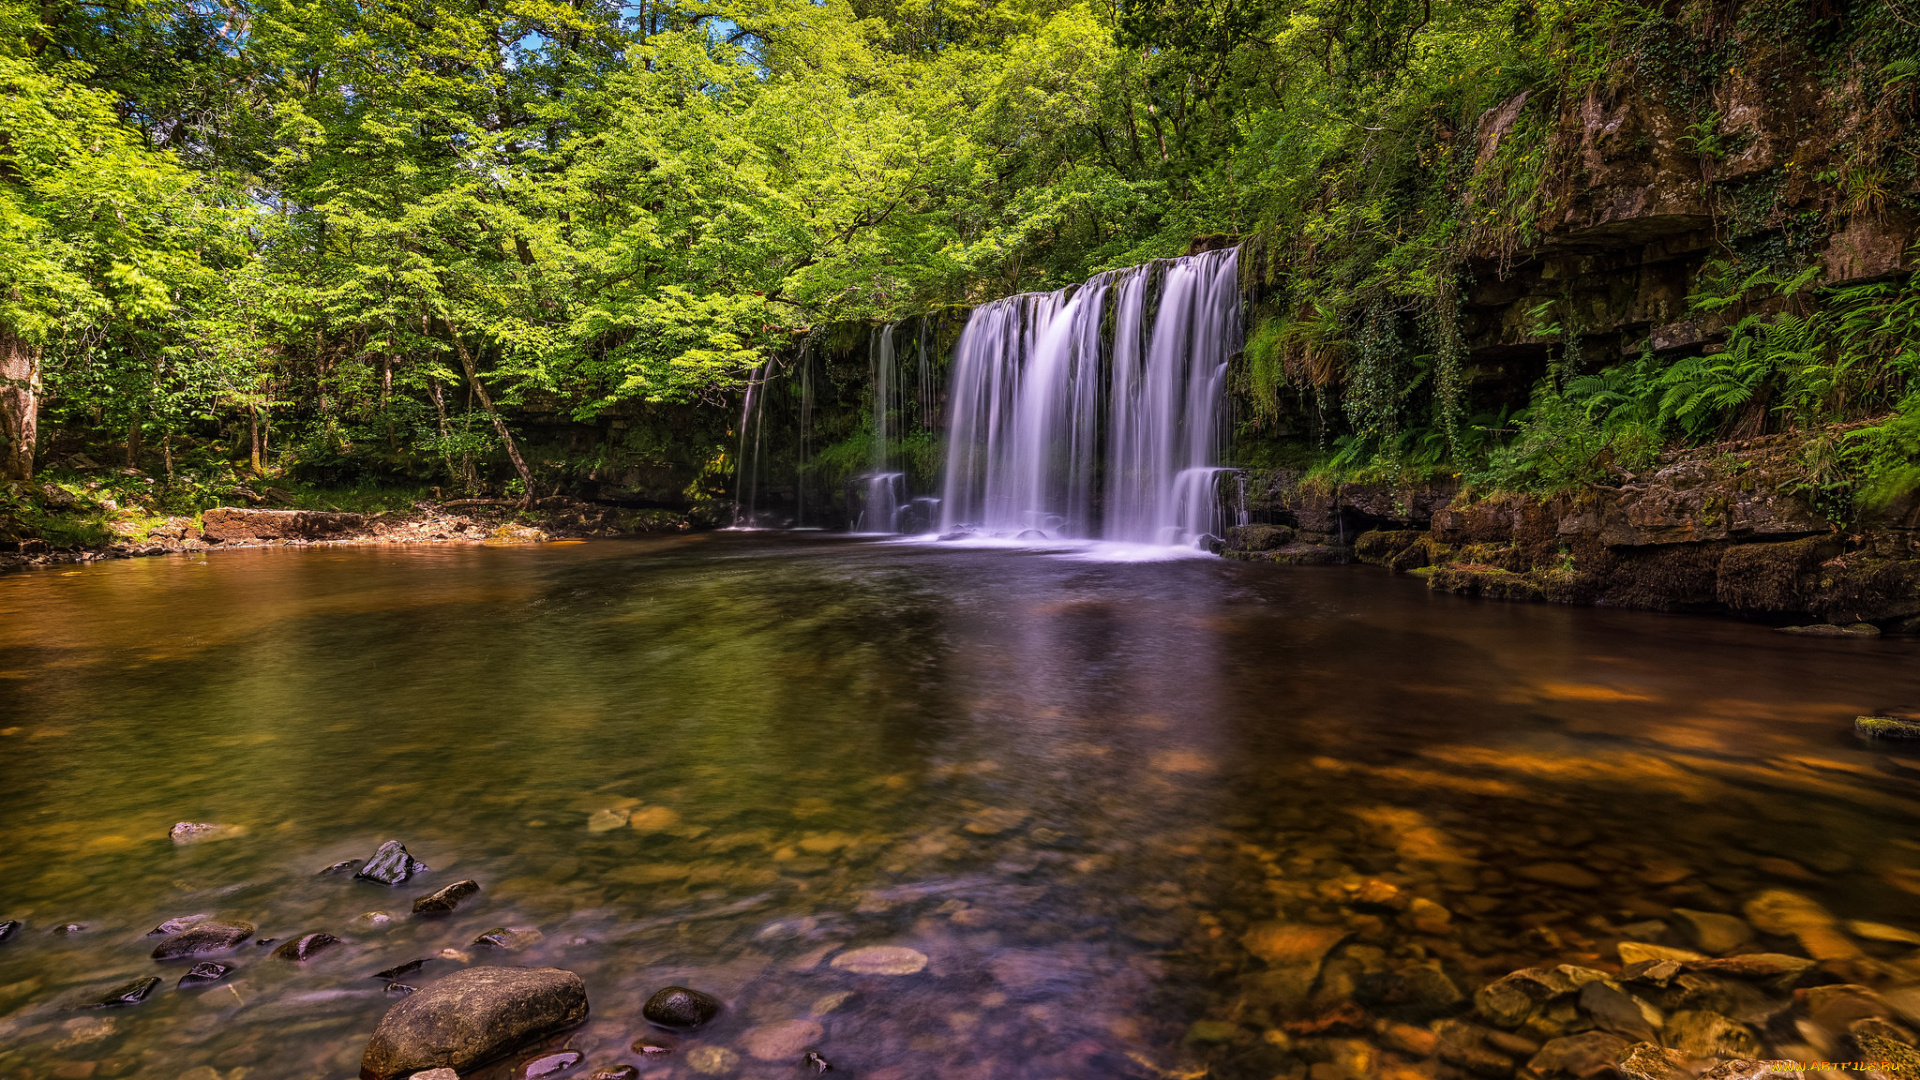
top-left (272, 932), bottom-right (342, 962)
top-left (0, 919), bottom-right (18, 943)
top-left (1778, 622), bottom-right (1881, 637)
top-left (590, 1067), bottom-right (640, 1080)
top-left (1856, 710), bottom-right (1920, 740)
top-left (829, 945), bottom-right (930, 975)
top-left (1671, 909), bottom-right (1754, 954)
top-left (642, 986), bottom-right (720, 1029)
top-left (322, 859), bottom-right (364, 875)
top-left (474, 927), bottom-right (544, 952)
top-left (412, 880), bottom-right (480, 915)
top-left (387, 983), bottom-right (418, 997)
top-left (151, 920), bottom-right (256, 959)
top-left (148, 914), bottom-right (209, 935)
top-left (179, 962), bottom-right (234, 987)
top-left (1528, 1031), bottom-right (1629, 1078)
top-left (1614, 1042), bottom-right (1689, 1080)
top-left (169, 821), bottom-right (238, 843)
top-left (355, 840), bottom-right (430, 886)
top-left (805, 1051), bottom-right (834, 1074)
top-left (515, 1049), bottom-right (583, 1077)
top-left (374, 958), bottom-right (433, 981)
top-left (359, 966), bottom-right (589, 1080)
top-left (74, 976), bottom-right (161, 1009)
top-left (741, 1019), bottom-right (824, 1061)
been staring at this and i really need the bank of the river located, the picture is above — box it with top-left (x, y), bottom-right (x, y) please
top-left (1228, 434), bottom-right (1920, 632)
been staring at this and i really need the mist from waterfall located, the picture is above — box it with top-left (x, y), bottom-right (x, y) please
top-left (939, 246), bottom-right (1242, 548)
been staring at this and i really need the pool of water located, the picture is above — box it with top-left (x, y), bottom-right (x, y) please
top-left (3, 534), bottom-right (1919, 1080)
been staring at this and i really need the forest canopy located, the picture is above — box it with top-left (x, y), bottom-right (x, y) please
top-left (1, 0), bottom-right (1916, 514)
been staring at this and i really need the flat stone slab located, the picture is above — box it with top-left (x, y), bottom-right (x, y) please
top-left (359, 966), bottom-right (588, 1080)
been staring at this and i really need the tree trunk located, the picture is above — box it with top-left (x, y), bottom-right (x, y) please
top-left (249, 404), bottom-right (263, 476)
top-left (0, 325), bottom-right (40, 482)
top-left (442, 319), bottom-right (535, 501)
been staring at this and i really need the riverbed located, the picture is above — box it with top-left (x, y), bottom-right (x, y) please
top-left (2, 534), bottom-right (1919, 1079)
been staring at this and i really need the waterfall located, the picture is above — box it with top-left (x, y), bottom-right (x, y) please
top-left (938, 246), bottom-right (1241, 547)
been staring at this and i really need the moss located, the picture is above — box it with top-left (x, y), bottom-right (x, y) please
top-left (1354, 529), bottom-right (1423, 564)
top-left (1428, 564), bottom-right (1544, 601)
top-left (1857, 714), bottom-right (1920, 740)
top-left (1715, 537), bottom-right (1836, 612)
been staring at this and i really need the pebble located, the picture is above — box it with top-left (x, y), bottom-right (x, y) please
top-left (642, 986), bottom-right (720, 1029)
top-left (1671, 909), bottom-right (1753, 954)
top-left (685, 1046), bottom-right (738, 1075)
top-left (741, 1019), bottom-right (824, 1061)
top-left (587, 808), bottom-right (631, 832)
top-left (804, 1051), bottom-right (833, 1073)
top-left (1847, 920), bottom-right (1920, 946)
top-left (809, 991), bottom-right (853, 1017)
top-left (829, 945), bottom-right (928, 975)
top-left (630, 1037), bottom-right (673, 1055)
top-left (387, 983), bottom-right (418, 997)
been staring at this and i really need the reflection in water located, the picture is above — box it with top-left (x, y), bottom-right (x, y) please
top-left (0, 536), bottom-right (1918, 1080)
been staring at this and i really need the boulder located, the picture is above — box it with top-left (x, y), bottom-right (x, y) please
top-left (412, 880), bottom-right (480, 916)
top-left (151, 920), bottom-right (255, 959)
top-left (355, 841), bottom-right (430, 886)
top-left (642, 985), bottom-right (720, 1029)
top-left (200, 507), bottom-right (365, 541)
top-left (1225, 524), bottom-right (1294, 552)
top-left (359, 967), bottom-right (589, 1080)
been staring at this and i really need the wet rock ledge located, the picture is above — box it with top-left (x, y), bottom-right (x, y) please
top-left (1224, 439), bottom-right (1920, 629)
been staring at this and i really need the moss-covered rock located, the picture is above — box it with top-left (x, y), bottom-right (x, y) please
top-left (1225, 523), bottom-right (1295, 552)
top-left (1354, 529), bottom-right (1422, 565)
top-left (1429, 564), bottom-right (1544, 601)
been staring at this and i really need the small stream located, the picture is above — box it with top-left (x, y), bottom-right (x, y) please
top-left (2, 535), bottom-right (1918, 1079)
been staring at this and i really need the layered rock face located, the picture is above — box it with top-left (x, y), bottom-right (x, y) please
top-left (199, 507), bottom-right (366, 541)
top-left (1231, 436), bottom-right (1920, 625)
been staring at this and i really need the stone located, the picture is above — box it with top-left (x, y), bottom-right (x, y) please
top-left (1227, 524), bottom-right (1295, 552)
top-left (685, 1046), bottom-right (738, 1075)
top-left (169, 822), bottom-right (236, 843)
top-left (1670, 909), bottom-right (1752, 954)
top-left (0, 919), bottom-right (19, 943)
top-left (474, 927), bottom-right (544, 952)
top-left (1857, 713), bottom-right (1920, 740)
top-left (322, 860), bottom-right (364, 875)
top-left (388, 983), bottom-right (418, 997)
top-left (1613, 1042), bottom-right (1688, 1080)
top-left (741, 1019), bottom-right (825, 1061)
top-left (963, 807), bottom-right (1027, 835)
top-left (73, 977), bottom-right (161, 1009)
top-left (627, 806), bottom-right (680, 832)
top-left (410, 1072), bottom-right (459, 1080)
top-left (1517, 862), bottom-right (1602, 889)
top-left (1475, 967), bottom-right (1577, 1028)
top-left (178, 962), bottom-right (234, 987)
top-left (804, 1051), bottom-right (833, 1074)
top-left (1778, 622), bottom-right (1880, 637)
top-left (1681, 953), bottom-right (1816, 982)
top-left (488, 524), bottom-right (548, 545)
top-left (1357, 962), bottom-right (1463, 1020)
top-left (151, 920), bottom-right (255, 959)
top-left (1847, 919), bottom-right (1920, 946)
top-left (631, 1037), bottom-right (674, 1055)
top-left (515, 1049), bottom-right (583, 1077)
top-left (359, 967), bottom-right (590, 1080)
top-left (642, 986), bottom-right (720, 1029)
top-left (374, 959), bottom-right (433, 981)
top-left (356, 841), bottom-right (430, 886)
top-left (412, 880), bottom-right (480, 915)
top-left (830, 945), bottom-right (929, 975)
top-left (1850, 1017), bottom-right (1920, 1068)
top-left (1664, 1010), bottom-right (1760, 1058)
top-left (1743, 890), bottom-right (1865, 966)
top-left (1799, 983), bottom-right (1893, 1033)
top-left (591, 1068), bottom-right (640, 1080)
top-left (1528, 1032), bottom-right (1628, 1078)
top-left (1242, 923), bottom-right (1347, 966)
top-left (148, 914), bottom-right (209, 935)
top-left (1578, 980), bottom-right (1659, 1041)
top-left (54, 923), bottom-right (87, 934)
top-left (360, 911), bottom-right (394, 926)
top-left (1616, 942), bottom-right (1703, 965)
top-left (199, 507), bottom-right (364, 541)
top-left (271, 932), bottom-right (341, 962)
top-left (586, 808), bottom-right (630, 832)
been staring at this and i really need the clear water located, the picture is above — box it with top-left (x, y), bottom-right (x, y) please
top-left (3, 537), bottom-right (1920, 1080)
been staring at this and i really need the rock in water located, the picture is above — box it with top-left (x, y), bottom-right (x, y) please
top-left (148, 914), bottom-right (209, 935)
top-left (412, 880), bottom-right (480, 915)
top-left (591, 1067), bottom-right (640, 1080)
top-left (0, 920), bottom-right (18, 944)
top-left (805, 1051), bottom-right (834, 1074)
top-left (272, 932), bottom-right (342, 962)
top-left (387, 983), bottom-right (417, 997)
top-left (1856, 710), bottom-right (1920, 740)
top-left (321, 860), bottom-right (364, 875)
top-left (516, 1049), bottom-right (583, 1077)
top-left (374, 958), bottom-right (433, 981)
top-left (75, 976), bottom-right (161, 1009)
top-left (169, 821), bottom-right (236, 843)
top-left (151, 920), bottom-right (256, 959)
top-left (179, 962), bottom-right (234, 987)
top-left (642, 986), bottom-right (720, 1030)
top-left (741, 1019), bottom-right (824, 1061)
top-left (829, 945), bottom-right (930, 975)
top-left (474, 927), bottom-right (544, 952)
top-left (358, 966), bottom-right (589, 1080)
top-left (355, 841), bottom-right (430, 886)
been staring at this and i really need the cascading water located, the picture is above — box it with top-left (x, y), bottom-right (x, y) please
top-left (938, 246), bottom-right (1242, 547)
